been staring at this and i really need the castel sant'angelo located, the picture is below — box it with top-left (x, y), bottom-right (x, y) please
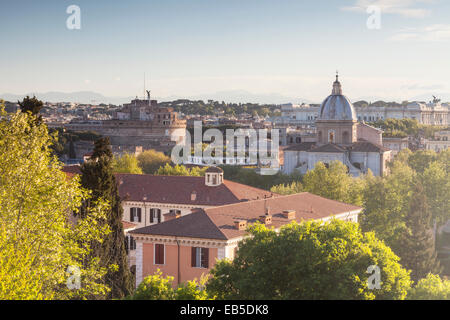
top-left (65, 91), bottom-right (186, 152)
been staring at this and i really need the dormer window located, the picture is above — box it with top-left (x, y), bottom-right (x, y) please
top-left (205, 167), bottom-right (224, 187)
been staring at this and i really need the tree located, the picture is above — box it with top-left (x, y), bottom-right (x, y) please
top-left (397, 183), bottom-right (442, 283)
top-left (207, 220), bottom-right (412, 300)
top-left (301, 161), bottom-right (366, 206)
top-left (112, 153), bottom-right (143, 174)
top-left (407, 274), bottom-right (450, 300)
top-left (137, 149), bottom-right (171, 174)
top-left (80, 138), bottom-right (133, 299)
top-left (421, 161), bottom-right (450, 226)
top-left (155, 163), bottom-right (207, 176)
top-left (129, 269), bottom-right (212, 300)
top-left (360, 160), bottom-right (416, 254)
top-left (91, 137), bottom-right (113, 159)
top-left (270, 181), bottom-right (303, 195)
top-left (0, 105), bottom-right (111, 299)
top-left (18, 95), bottom-right (43, 124)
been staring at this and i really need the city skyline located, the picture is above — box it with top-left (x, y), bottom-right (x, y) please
top-left (2, 0), bottom-right (450, 103)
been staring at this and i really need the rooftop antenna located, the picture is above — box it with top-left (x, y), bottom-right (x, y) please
top-left (143, 72), bottom-right (146, 100)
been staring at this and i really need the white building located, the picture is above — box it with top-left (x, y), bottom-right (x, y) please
top-left (272, 97), bottom-right (449, 127)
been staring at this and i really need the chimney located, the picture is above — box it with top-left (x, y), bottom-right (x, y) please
top-left (259, 215), bottom-right (272, 225)
top-left (191, 191), bottom-right (197, 201)
top-left (234, 220), bottom-right (247, 231)
top-left (282, 210), bottom-right (296, 220)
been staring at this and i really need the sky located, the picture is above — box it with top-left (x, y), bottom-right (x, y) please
top-left (1, 0), bottom-right (450, 103)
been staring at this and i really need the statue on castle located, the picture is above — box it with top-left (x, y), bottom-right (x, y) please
top-left (432, 95), bottom-right (441, 104)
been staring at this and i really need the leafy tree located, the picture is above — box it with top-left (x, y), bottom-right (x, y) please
top-left (129, 269), bottom-right (212, 300)
top-left (301, 161), bottom-right (366, 206)
top-left (0, 105), bottom-right (111, 299)
top-left (137, 149), bottom-right (171, 174)
top-left (207, 220), bottom-right (411, 300)
top-left (270, 181), bottom-right (303, 195)
top-left (397, 183), bottom-right (442, 282)
top-left (80, 137), bottom-right (133, 299)
top-left (360, 160), bottom-right (416, 253)
top-left (112, 153), bottom-right (143, 174)
top-left (175, 275), bottom-right (211, 300)
top-left (18, 95), bottom-right (43, 124)
top-left (407, 274), bottom-right (450, 300)
top-left (421, 161), bottom-right (450, 226)
top-left (155, 163), bottom-right (207, 176)
top-left (407, 150), bottom-right (438, 174)
top-left (130, 270), bottom-right (175, 300)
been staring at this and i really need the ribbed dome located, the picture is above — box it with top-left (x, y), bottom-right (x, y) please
top-left (318, 75), bottom-right (357, 121)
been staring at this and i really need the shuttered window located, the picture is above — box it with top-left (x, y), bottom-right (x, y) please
top-left (150, 209), bottom-right (162, 224)
top-left (130, 207), bottom-right (141, 222)
top-left (154, 244), bottom-right (164, 265)
top-left (191, 247), bottom-right (209, 268)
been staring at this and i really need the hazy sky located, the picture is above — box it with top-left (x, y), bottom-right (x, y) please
top-left (1, 0), bottom-right (450, 102)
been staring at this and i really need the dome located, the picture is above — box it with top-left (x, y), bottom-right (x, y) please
top-left (318, 75), bottom-right (357, 121)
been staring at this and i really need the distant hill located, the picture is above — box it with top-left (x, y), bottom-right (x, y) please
top-left (0, 91), bottom-right (134, 105)
top-left (1, 90), bottom-right (311, 105)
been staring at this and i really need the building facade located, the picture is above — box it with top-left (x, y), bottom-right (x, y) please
top-left (130, 192), bottom-right (362, 287)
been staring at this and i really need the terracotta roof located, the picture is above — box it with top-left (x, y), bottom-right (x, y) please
top-left (116, 174), bottom-right (276, 206)
top-left (284, 142), bottom-right (316, 152)
top-left (350, 141), bottom-right (389, 153)
top-left (310, 143), bottom-right (347, 153)
top-left (122, 220), bottom-right (137, 230)
top-left (131, 192), bottom-right (362, 240)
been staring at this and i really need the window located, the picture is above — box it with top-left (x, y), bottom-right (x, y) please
top-left (328, 130), bottom-right (335, 143)
top-left (154, 244), bottom-right (164, 265)
top-left (150, 208), bottom-right (161, 224)
top-left (130, 207), bottom-right (142, 222)
top-left (169, 209), bottom-right (181, 217)
top-left (191, 247), bottom-right (209, 268)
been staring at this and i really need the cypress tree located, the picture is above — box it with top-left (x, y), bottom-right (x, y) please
top-left (80, 137), bottom-right (133, 299)
top-left (398, 182), bottom-right (442, 283)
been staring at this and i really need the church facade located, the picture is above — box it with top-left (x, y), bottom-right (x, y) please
top-left (283, 76), bottom-right (392, 176)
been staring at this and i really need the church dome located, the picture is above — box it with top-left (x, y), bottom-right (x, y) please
top-left (318, 74), bottom-right (357, 121)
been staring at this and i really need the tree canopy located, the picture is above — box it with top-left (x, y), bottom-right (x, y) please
top-left (206, 220), bottom-right (412, 300)
top-left (0, 105), bottom-right (111, 299)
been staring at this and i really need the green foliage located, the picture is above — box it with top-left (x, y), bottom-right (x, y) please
top-left (220, 165), bottom-right (302, 191)
top-left (175, 275), bottom-right (211, 300)
top-left (80, 138), bottom-right (133, 299)
top-left (137, 149), bottom-right (171, 174)
top-left (155, 163), bottom-right (207, 176)
top-left (397, 183), bottom-right (442, 282)
top-left (0, 105), bottom-right (111, 299)
top-left (159, 99), bottom-right (279, 117)
top-left (270, 181), bottom-right (303, 195)
top-left (407, 274), bottom-right (450, 300)
top-left (112, 153), bottom-right (143, 174)
top-left (131, 270), bottom-right (175, 300)
top-left (129, 270), bottom-right (213, 300)
top-left (207, 220), bottom-right (411, 300)
top-left (301, 161), bottom-right (367, 206)
top-left (370, 118), bottom-right (445, 139)
top-left (18, 95), bottom-right (43, 124)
